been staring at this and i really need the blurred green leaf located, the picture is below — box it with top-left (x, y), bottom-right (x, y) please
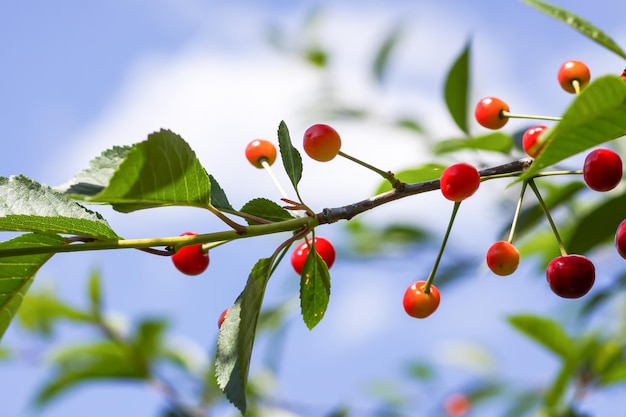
top-left (522, 0), bottom-right (626, 59)
top-left (508, 314), bottom-right (575, 360)
top-left (373, 24), bottom-right (404, 84)
top-left (240, 198), bottom-right (293, 225)
top-left (132, 318), bottom-right (168, 360)
top-left (345, 220), bottom-right (429, 255)
top-left (404, 360), bottom-right (434, 381)
top-left (433, 132), bottom-right (513, 155)
top-left (300, 248), bottom-right (331, 330)
top-left (395, 117), bottom-right (424, 133)
top-left (376, 163), bottom-right (445, 194)
top-left (544, 361), bottom-right (575, 408)
top-left (600, 362), bottom-right (626, 385)
top-left (88, 269), bottom-right (102, 314)
top-left (277, 121), bottom-right (303, 192)
top-left (444, 40), bottom-right (471, 135)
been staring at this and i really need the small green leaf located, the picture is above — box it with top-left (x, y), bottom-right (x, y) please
top-left (600, 362), bottom-right (626, 385)
top-left (88, 270), bottom-right (102, 314)
top-left (0, 176), bottom-right (118, 238)
top-left (372, 25), bottom-right (404, 84)
top-left (508, 314), bottom-right (575, 360)
top-left (543, 361), bottom-right (575, 408)
top-left (277, 121), bottom-right (303, 192)
top-left (300, 249), bottom-right (331, 330)
top-left (17, 287), bottom-right (92, 335)
top-left (376, 163), bottom-right (445, 194)
top-left (209, 175), bottom-right (233, 211)
top-left (240, 198), bottom-right (293, 225)
top-left (0, 233), bottom-right (66, 341)
top-left (522, 0), bottom-right (626, 59)
top-left (444, 40), bottom-right (471, 135)
top-left (433, 132), bottom-right (513, 155)
top-left (518, 75), bottom-right (626, 182)
top-left (132, 318), bottom-right (168, 360)
top-left (215, 258), bottom-right (273, 414)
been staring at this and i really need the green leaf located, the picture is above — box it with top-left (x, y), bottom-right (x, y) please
top-left (522, 0), bottom-right (626, 59)
top-left (0, 233), bottom-right (66, 341)
top-left (88, 269), bottom-right (102, 314)
top-left (543, 361), bottom-right (575, 408)
top-left (209, 174), bottom-right (233, 211)
top-left (444, 40), bottom-right (471, 135)
top-left (17, 287), bottom-right (92, 335)
top-left (277, 121), bottom-right (303, 192)
top-left (372, 25), bottom-right (403, 84)
top-left (300, 248), bottom-right (331, 330)
top-left (376, 163), bottom-right (445, 194)
top-left (215, 257), bottom-right (273, 414)
top-left (0, 175), bottom-right (118, 238)
top-left (518, 75), bottom-right (626, 182)
top-left (63, 129), bottom-right (213, 213)
top-left (433, 132), bottom-right (513, 155)
top-left (601, 362), bottom-right (626, 385)
top-left (240, 198), bottom-right (293, 225)
top-left (508, 314), bottom-right (575, 360)
top-left (132, 318), bottom-right (168, 360)
top-left (567, 192), bottom-right (626, 254)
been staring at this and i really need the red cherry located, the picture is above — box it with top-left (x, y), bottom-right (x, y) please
top-left (303, 124), bottom-right (342, 162)
top-left (474, 97), bottom-right (510, 130)
top-left (291, 236), bottom-right (336, 275)
top-left (444, 393), bottom-right (471, 417)
top-left (486, 241), bottom-right (520, 276)
top-left (557, 60), bottom-right (590, 94)
top-left (583, 148), bottom-right (623, 192)
top-left (522, 125), bottom-right (548, 158)
top-left (245, 139), bottom-right (277, 168)
top-left (546, 255), bottom-right (595, 298)
top-left (171, 232), bottom-right (209, 276)
top-left (616, 219), bottom-right (626, 259)
top-left (440, 163), bottom-right (481, 202)
top-left (620, 68), bottom-right (626, 80)
top-left (218, 308), bottom-right (229, 329)
top-left (402, 281), bottom-right (440, 318)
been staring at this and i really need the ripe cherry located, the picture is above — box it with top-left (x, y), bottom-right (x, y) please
top-left (583, 148), bottom-right (623, 192)
top-left (291, 236), bottom-right (336, 275)
top-left (245, 139), bottom-right (277, 168)
top-left (440, 163), bottom-right (481, 202)
top-left (486, 241), bottom-right (520, 276)
top-left (218, 308), bottom-right (229, 329)
top-left (616, 219), bottom-right (626, 259)
top-left (444, 393), bottom-right (471, 417)
top-left (303, 123), bottom-right (342, 162)
top-left (403, 281), bottom-right (440, 318)
top-left (474, 97), bottom-right (510, 130)
top-left (621, 68), bottom-right (626, 80)
top-left (557, 60), bottom-right (590, 94)
top-left (546, 254), bottom-right (595, 298)
top-left (171, 232), bottom-right (209, 276)
top-left (522, 125), bottom-right (548, 158)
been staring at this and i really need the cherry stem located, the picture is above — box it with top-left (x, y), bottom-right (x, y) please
top-left (423, 201), bottom-right (461, 294)
top-left (528, 179), bottom-right (568, 256)
top-left (572, 79), bottom-right (581, 96)
top-left (507, 181), bottom-right (528, 244)
top-left (337, 150), bottom-right (402, 189)
top-left (501, 111), bottom-right (562, 122)
top-left (207, 205), bottom-right (248, 234)
top-left (260, 159), bottom-right (302, 218)
top-left (201, 240), bottom-right (228, 253)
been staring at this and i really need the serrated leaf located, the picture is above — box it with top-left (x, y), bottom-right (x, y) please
top-left (522, 0), bottom-right (626, 59)
top-left (508, 314), bottom-right (575, 360)
top-left (64, 129), bottom-right (213, 213)
top-left (277, 121), bottom-right (303, 192)
top-left (209, 174), bottom-right (233, 211)
top-left (0, 176), bottom-right (118, 238)
top-left (215, 258), bottom-right (272, 414)
top-left (444, 40), bottom-right (471, 135)
top-left (0, 233), bottom-right (66, 341)
top-left (240, 198), bottom-right (293, 225)
top-left (376, 163), bottom-right (445, 194)
top-left (434, 132), bottom-right (513, 155)
top-left (373, 25), bottom-right (403, 84)
top-left (300, 249), bottom-right (331, 330)
top-left (518, 76), bottom-right (626, 182)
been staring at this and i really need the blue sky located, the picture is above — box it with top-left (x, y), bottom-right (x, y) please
top-left (2, 1), bottom-right (626, 416)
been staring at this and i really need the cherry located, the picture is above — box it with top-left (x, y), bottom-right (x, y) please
top-left (218, 308), bottom-right (229, 329)
top-left (583, 148), bottom-right (623, 192)
top-left (486, 241), bottom-right (520, 276)
top-left (444, 393), bottom-right (471, 417)
top-left (303, 123), bottom-right (342, 162)
top-left (171, 232), bottom-right (209, 276)
top-left (474, 97), bottom-right (510, 130)
top-left (621, 68), bottom-right (626, 80)
top-left (557, 60), bottom-right (590, 94)
top-left (245, 139), bottom-right (277, 168)
top-left (546, 254), bottom-right (595, 298)
top-left (522, 125), bottom-right (548, 158)
top-left (402, 280), bottom-right (440, 318)
top-left (291, 236), bottom-right (336, 275)
top-left (440, 163), bottom-right (481, 202)
top-left (615, 219), bottom-right (626, 259)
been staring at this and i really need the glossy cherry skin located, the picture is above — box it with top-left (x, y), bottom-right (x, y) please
top-left (171, 232), bottom-right (210, 276)
top-left (440, 163), bottom-right (481, 202)
top-left (583, 148), bottom-right (623, 192)
top-left (291, 236), bottom-right (336, 275)
top-left (486, 241), bottom-right (520, 276)
top-left (616, 219), bottom-right (626, 259)
top-left (522, 125), bottom-right (548, 158)
top-left (303, 124), bottom-right (342, 162)
top-left (218, 308), bottom-right (229, 329)
top-left (546, 255), bottom-right (595, 298)
top-left (474, 97), bottom-right (510, 130)
top-left (403, 281), bottom-right (440, 318)
top-left (557, 60), bottom-right (590, 94)
top-left (245, 139), bottom-right (277, 168)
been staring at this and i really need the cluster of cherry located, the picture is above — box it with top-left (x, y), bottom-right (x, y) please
top-left (167, 60), bottom-right (626, 324)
